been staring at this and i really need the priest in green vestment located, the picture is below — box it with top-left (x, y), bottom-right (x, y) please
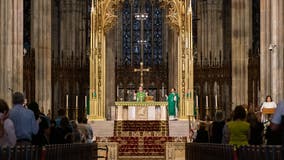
top-left (136, 86), bottom-right (146, 102)
top-left (168, 88), bottom-right (179, 120)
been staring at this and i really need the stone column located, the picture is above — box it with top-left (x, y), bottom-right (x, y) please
top-left (197, 0), bottom-right (224, 66)
top-left (270, 0), bottom-right (279, 101)
top-left (31, 0), bottom-right (52, 114)
top-left (204, 1), bottom-right (208, 62)
top-left (0, 0), bottom-right (23, 105)
top-left (278, 0), bottom-right (284, 100)
top-left (60, 0), bottom-right (86, 59)
top-left (260, 0), bottom-right (284, 103)
top-left (260, 0), bottom-right (269, 101)
top-left (231, 0), bottom-right (252, 108)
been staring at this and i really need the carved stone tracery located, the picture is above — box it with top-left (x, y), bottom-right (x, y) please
top-left (90, 0), bottom-right (194, 120)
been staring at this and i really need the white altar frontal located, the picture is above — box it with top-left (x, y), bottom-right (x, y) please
top-left (114, 101), bottom-right (168, 120)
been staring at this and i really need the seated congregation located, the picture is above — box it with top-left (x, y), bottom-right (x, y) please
top-left (0, 92), bottom-right (284, 160)
top-left (193, 103), bottom-right (282, 146)
top-left (0, 92), bottom-right (93, 147)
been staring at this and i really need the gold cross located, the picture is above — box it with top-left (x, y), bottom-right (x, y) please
top-left (134, 62), bottom-right (150, 87)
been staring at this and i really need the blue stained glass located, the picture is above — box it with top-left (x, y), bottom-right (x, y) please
top-left (122, 0), bottom-right (163, 66)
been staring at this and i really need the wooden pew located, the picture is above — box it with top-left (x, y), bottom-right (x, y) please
top-left (186, 143), bottom-right (234, 160)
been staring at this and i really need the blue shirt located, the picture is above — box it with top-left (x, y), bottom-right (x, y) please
top-left (9, 104), bottom-right (39, 141)
top-left (272, 101), bottom-right (284, 125)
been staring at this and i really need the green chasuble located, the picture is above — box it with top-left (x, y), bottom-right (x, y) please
top-left (168, 92), bottom-right (179, 116)
top-left (136, 91), bottom-right (146, 102)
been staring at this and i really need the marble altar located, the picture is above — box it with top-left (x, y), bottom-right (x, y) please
top-left (114, 101), bottom-right (168, 120)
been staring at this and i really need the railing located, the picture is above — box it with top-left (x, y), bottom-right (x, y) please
top-left (0, 143), bottom-right (108, 160)
top-left (0, 145), bottom-right (41, 160)
top-left (238, 145), bottom-right (283, 160)
top-left (186, 143), bottom-right (234, 160)
top-left (186, 143), bottom-right (284, 160)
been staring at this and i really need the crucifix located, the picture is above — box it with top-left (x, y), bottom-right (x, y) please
top-left (134, 1), bottom-right (149, 87)
top-left (134, 62), bottom-right (150, 87)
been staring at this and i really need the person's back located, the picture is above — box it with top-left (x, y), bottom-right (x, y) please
top-left (195, 125), bottom-right (209, 143)
top-left (223, 105), bottom-right (249, 146)
top-left (227, 120), bottom-right (249, 146)
top-left (210, 121), bottom-right (225, 143)
top-left (83, 118), bottom-right (93, 143)
top-left (247, 112), bottom-right (264, 145)
top-left (210, 111), bottom-right (225, 143)
top-left (249, 121), bottom-right (264, 145)
top-left (55, 109), bottom-right (66, 127)
top-left (9, 92), bottom-right (39, 144)
top-left (265, 125), bottom-right (282, 145)
top-left (0, 99), bottom-right (16, 146)
top-left (70, 120), bottom-right (82, 143)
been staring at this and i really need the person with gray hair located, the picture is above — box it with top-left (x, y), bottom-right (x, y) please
top-left (209, 111), bottom-right (225, 143)
top-left (9, 92), bottom-right (39, 145)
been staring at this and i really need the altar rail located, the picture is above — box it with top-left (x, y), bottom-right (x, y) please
top-left (186, 143), bottom-right (284, 160)
top-left (0, 143), bottom-right (106, 160)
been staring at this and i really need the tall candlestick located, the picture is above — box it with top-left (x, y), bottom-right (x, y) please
top-left (215, 95), bottom-right (218, 109)
top-left (206, 96), bottom-right (208, 109)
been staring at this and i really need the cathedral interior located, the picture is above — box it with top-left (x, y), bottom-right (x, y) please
top-left (0, 0), bottom-right (283, 121)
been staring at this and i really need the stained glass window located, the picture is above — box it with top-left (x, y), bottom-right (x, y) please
top-left (122, 0), bottom-right (163, 66)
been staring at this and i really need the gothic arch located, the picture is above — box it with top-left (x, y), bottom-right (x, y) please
top-left (89, 0), bottom-right (194, 120)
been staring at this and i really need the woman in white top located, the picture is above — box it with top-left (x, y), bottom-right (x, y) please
top-left (260, 95), bottom-right (277, 123)
top-left (0, 99), bottom-right (16, 146)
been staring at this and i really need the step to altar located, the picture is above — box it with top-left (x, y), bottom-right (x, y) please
top-left (169, 121), bottom-right (189, 137)
top-left (93, 120), bottom-right (188, 160)
top-left (90, 120), bottom-right (190, 138)
top-left (90, 120), bottom-right (114, 137)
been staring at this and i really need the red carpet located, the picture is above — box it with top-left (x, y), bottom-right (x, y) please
top-left (97, 120), bottom-right (186, 160)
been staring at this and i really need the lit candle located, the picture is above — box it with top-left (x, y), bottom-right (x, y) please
top-left (162, 86), bottom-right (164, 97)
top-left (206, 96), bottom-right (208, 109)
top-left (66, 94), bottom-right (69, 108)
top-left (76, 96), bottom-right (78, 110)
top-left (66, 94), bottom-right (69, 118)
top-left (75, 96), bottom-right (78, 120)
top-left (215, 95), bottom-right (218, 109)
top-left (196, 95), bottom-right (198, 108)
top-left (85, 96), bottom-right (87, 108)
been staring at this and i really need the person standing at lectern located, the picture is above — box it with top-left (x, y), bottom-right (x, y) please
top-left (168, 88), bottom-right (179, 120)
top-left (260, 95), bottom-right (277, 123)
top-left (136, 86), bottom-right (146, 102)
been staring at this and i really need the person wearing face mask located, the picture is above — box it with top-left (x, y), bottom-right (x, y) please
top-left (0, 99), bottom-right (16, 146)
